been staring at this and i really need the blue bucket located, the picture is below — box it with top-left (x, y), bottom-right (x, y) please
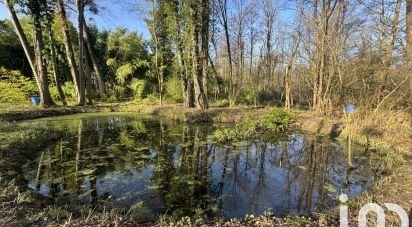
top-left (345, 104), bottom-right (357, 113)
top-left (31, 96), bottom-right (41, 106)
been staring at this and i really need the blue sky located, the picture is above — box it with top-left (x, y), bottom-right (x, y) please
top-left (0, 0), bottom-right (151, 38)
top-left (0, 0), bottom-right (296, 41)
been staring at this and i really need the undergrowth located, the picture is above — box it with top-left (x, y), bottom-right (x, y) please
top-left (213, 108), bottom-right (295, 142)
top-left (339, 109), bottom-right (411, 173)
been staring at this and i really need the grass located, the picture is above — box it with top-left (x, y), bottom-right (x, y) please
top-left (340, 109), bottom-right (412, 153)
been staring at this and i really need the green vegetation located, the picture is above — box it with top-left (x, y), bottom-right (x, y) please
top-left (213, 109), bottom-right (295, 142)
top-left (1, 0), bottom-right (412, 226)
top-left (0, 67), bottom-right (37, 103)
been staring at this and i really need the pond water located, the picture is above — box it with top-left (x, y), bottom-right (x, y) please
top-left (16, 113), bottom-right (373, 219)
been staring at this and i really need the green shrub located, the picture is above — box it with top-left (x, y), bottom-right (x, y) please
top-left (212, 99), bottom-right (229, 107)
top-left (213, 128), bottom-right (237, 143)
top-left (237, 87), bottom-right (257, 105)
top-left (129, 78), bottom-right (147, 100)
top-left (0, 67), bottom-right (36, 103)
top-left (260, 109), bottom-right (296, 131)
top-left (235, 117), bottom-right (259, 137)
top-left (0, 82), bottom-right (28, 103)
top-left (49, 86), bottom-right (66, 104)
top-left (61, 82), bottom-right (78, 102)
top-left (165, 76), bottom-right (183, 103)
top-left (213, 109), bottom-right (295, 142)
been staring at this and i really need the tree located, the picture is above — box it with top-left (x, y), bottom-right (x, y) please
top-left (377, 0), bottom-right (402, 104)
top-left (106, 28), bottom-right (150, 99)
top-left (284, 29), bottom-right (300, 110)
top-left (262, 0), bottom-right (277, 94)
top-left (77, 0), bottom-right (86, 105)
top-left (47, 21), bottom-right (67, 105)
top-left (310, 0), bottom-right (344, 112)
top-left (4, 0), bottom-right (36, 79)
top-left (81, 0), bottom-right (106, 99)
top-left (56, 0), bottom-right (82, 104)
top-left (171, 0), bottom-right (195, 107)
top-left (200, 0), bottom-right (210, 108)
top-left (216, 0), bottom-right (234, 106)
top-left (5, 0), bottom-right (55, 107)
top-left (83, 20), bottom-right (106, 98)
top-left (407, 0), bottom-right (412, 103)
top-left (189, 0), bottom-right (208, 110)
top-left (147, 0), bottom-right (166, 107)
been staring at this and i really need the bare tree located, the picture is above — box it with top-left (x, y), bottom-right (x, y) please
top-left (262, 0), bottom-right (277, 93)
top-left (284, 28), bottom-right (301, 110)
top-left (216, 0), bottom-right (234, 106)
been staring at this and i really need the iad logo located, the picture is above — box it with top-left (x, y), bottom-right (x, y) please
top-left (339, 194), bottom-right (409, 227)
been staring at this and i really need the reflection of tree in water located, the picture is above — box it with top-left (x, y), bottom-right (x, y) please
top-left (152, 124), bottom-right (217, 218)
top-left (24, 115), bottom-right (373, 219)
top-left (28, 117), bottom-right (154, 204)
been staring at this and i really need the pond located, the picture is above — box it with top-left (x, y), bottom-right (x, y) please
top-left (13, 113), bottom-right (374, 220)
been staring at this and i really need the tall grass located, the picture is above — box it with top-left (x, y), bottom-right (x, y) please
top-left (340, 109), bottom-right (411, 153)
top-left (339, 109), bottom-right (411, 172)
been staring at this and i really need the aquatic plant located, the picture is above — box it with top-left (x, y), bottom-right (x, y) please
top-left (213, 128), bottom-right (237, 142)
top-left (260, 108), bottom-right (296, 131)
top-left (213, 109), bottom-right (295, 142)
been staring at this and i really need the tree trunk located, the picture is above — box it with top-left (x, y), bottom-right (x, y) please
top-left (218, 0), bottom-right (234, 106)
top-left (77, 0), bottom-right (86, 106)
top-left (177, 41), bottom-right (194, 108)
top-left (379, 0), bottom-right (401, 104)
top-left (285, 33), bottom-right (300, 110)
top-left (173, 2), bottom-right (194, 108)
top-left (407, 0), bottom-right (412, 104)
top-left (48, 25), bottom-right (67, 105)
top-left (5, 0), bottom-right (54, 108)
top-left (284, 65), bottom-right (292, 110)
top-left (201, 0), bottom-right (210, 109)
top-left (4, 0), bottom-right (36, 78)
top-left (177, 40), bottom-right (193, 108)
top-left (83, 20), bottom-right (106, 98)
top-left (83, 43), bottom-right (93, 105)
top-left (190, 1), bottom-right (208, 111)
top-left (56, 0), bottom-right (81, 102)
top-left (29, 0), bottom-right (55, 107)
top-left (263, 0), bottom-right (275, 97)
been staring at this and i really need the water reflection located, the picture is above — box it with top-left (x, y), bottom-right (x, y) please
top-left (22, 114), bottom-right (373, 219)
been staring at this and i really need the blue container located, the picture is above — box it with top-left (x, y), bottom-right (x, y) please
top-left (31, 96), bottom-right (41, 106)
top-left (345, 104), bottom-right (357, 113)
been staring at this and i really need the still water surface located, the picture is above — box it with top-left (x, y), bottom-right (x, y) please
top-left (17, 113), bottom-right (373, 219)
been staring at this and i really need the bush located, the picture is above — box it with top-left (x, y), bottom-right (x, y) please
top-left (212, 99), bottom-right (229, 107)
top-left (213, 128), bottom-right (237, 143)
top-left (0, 67), bottom-right (36, 104)
top-left (261, 109), bottom-right (296, 131)
top-left (0, 82), bottom-right (28, 103)
top-left (213, 109), bottom-right (295, 142)
top-left (60, 82), bottom-right (78, 102)
top-left (237, 87), bottom-right (257, 105)
top-left (165, 76), bottom-right (183, 103)
top-left (129, 78), bottom-right (147, 100)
